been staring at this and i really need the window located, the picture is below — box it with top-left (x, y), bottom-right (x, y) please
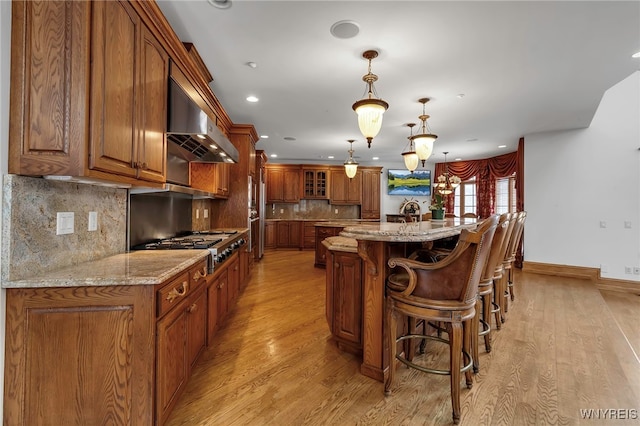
top-left (453, 178), bottom-right (477, 217)
top-left (495, 175), bottom-right (516, 214)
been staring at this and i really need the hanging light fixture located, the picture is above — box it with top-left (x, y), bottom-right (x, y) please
top-left (410, 98), bottom-right (438, 166)
top-left (344, 139), bottom-right (359, 178)
top-left (352, 50), bottom-right (389, 148)
top-left (434, 151), bottom-right (461, 195)
top-left (401, 123), bottom-right (419, 173)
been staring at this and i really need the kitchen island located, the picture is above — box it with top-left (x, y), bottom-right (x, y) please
top-left (339, 218), bottom-right (477, 382)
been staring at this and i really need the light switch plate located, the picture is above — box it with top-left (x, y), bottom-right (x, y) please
top-left (88, 211), bottom-right (98, 231)
top-left (56, 212), bottom-right (74, 235)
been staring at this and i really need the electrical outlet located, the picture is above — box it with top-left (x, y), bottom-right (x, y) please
top-left (204, 209), bottom-right (209, 218)
top-left (56, 212), bottom-right (74, 235)
top-left (196, 209), bottom-right (200, 219)
top-left (280, 208), bottom-right (284, 214)
top-left (88, 211), bottom-right (98, 231)
top-left (634, 267), bottom-right (640, 275)
top-left (335, 208), bottom-right (339, 214)
top-left (625, 266), bottom-right (633, 274)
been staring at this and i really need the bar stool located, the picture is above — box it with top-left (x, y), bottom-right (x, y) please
top-left (473, 213), bottom-right (510, 371)
top-left (505, 211), bottom-right (527, 304)
top-left (494, 212), bottom-right (517, 324)
top-left (385, 215), bottom-right (498, 425)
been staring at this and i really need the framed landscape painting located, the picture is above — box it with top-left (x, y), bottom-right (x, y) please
top-left (387, 169), bottom-right (431, 196)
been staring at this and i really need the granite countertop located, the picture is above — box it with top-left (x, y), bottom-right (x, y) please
top-left (340, 218), bottom-right (477, 242)
top-left (1, 250), bottom-right (210, 289)
top-left (265, 218), bottom-right (379, 223)
top-left (321, 236), bottom-right (358, 253)
top-left (313, 219), bottom-right (379, 227)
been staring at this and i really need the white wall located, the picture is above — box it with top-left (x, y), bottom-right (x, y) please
top-left (0, 0), bottom-right (11, 421)
top-left (525, 71), bottom-right (640, 281)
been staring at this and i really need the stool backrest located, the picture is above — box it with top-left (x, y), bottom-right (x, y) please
top-left (389, 215), bottom-right (498, 305)
top-left (479, 213), bottom-right (510, 285)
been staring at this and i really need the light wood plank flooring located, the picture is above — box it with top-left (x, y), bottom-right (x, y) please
top-left (166, 250), bottom-right (640, 425)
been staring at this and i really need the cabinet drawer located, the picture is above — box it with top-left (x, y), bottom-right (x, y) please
top-left (189, 260), bottom-right (208, 287)
top-left (157, 271), bottom-right (190, 317)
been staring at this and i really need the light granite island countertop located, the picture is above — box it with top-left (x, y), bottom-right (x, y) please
top-left (340, 217), bottom-right (477, 242)
top-left (1, 250), bottom-right (210, 288)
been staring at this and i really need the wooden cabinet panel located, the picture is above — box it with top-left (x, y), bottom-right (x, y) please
top-left (330, 169), bottom-right (362, 205)
top-left (276, 221), bottom-right (302, 248)
top-left (361, 168), bottom-right (382, 219)
top-left (3, 285), bottom-right (154, 426)
top-left (8, 0), bottom-right (91, 176)
top-left (228, 254), bottom-right (240, 306)
top-left (186, 286), bottom-right (207, 369)
top-left (303, 222), bottom-right (316, 249)
top-left (325, 249), bottom-right (363, 354)
top-left (266, 165), bottom-right (300, 203)
top-left (89, 0), bottom-right (139, 178)
top-left (265, 221), bottom-right (277, 249)
top-left (137, 24), bottom-right (168, 182)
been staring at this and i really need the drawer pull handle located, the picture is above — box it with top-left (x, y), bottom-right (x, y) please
top-left (218, 282), bottom-right (225, 289)
top-left (193, 267), bottom-right (207, 281)
top-left (166, 281), bottom-right (189, 302)
top-left (187, 303), bottom-right (197, 313)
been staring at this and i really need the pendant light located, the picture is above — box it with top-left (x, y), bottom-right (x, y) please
top-left (401, 123), bottom-right (419, 173)
top-left (344, 139), bottom-right (359, 178)
top-left (352, 50), bottom-right (389, 148)
top-left (434, 152), bottom-right (461, 195)
top-left (410, 98), bottom-right (438, 166)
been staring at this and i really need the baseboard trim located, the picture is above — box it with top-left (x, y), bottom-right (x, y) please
top-left (522, 261), bottom-right (640, 294)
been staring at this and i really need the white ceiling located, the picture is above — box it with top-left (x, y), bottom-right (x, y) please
top-left (157, 0), bottom-right (640, 167)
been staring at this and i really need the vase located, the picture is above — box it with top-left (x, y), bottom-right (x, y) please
top-left (432, 209), bottom-right (445, 220)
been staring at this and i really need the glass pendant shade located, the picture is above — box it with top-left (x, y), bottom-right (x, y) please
top-left (402, 151), bottom-right (419, 173)
top-left (344, 161), bottom-right (358, 178)
top-left (412, 134), bottom-right (436, 164)
top-left (353, 100), bottom-right (387, 146)
top-left (344, 139), bottom-right (359, 178)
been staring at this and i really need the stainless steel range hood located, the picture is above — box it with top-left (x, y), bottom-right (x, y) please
top-left (167, 66), bottom-right (239, 164)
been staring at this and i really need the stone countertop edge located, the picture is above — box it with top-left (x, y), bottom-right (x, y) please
top-left (321, 237), bottom-right (359, 253)
top-left (339, 220), bottom-right (477, 242)
top-left (1, 250), bottom-right (210, 289)
top-left (265, 219), bottom-right (379, 223)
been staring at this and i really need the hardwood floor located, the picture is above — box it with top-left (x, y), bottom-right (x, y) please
top-left (165, 250), bottom-right (640, 426)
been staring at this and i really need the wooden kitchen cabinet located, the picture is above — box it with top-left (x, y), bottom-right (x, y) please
top-left (314, 226), bottom-right (343, 267)
top-left (189, 161), bottom-right (230, 198)
top-left (228, 253), bottom-right (240, 307)
top-left (265, 220), bottom-right (277, 249)
top-left (3, 285), bottom-right (155, 426)
top-left (361, 167), bottom-right (382, 219)
top-left (266, 165), bottom-right (301, 203)
top-left (303, 222), bottom-right (317, 249)
top-left (9, 0), bottom-right (169, 186)
top-left (302, 167), bottom-right (329, 199)
top-left (325, 249), bottom-right (363, 354)
top-left (89, 1), bottom-right (168, 183)
top-left (330, 169), bottom-right (362, 205)
top-left (276, 220), bottom-right (302, 248)
top-left (155, 259), bottom-right (208, 425)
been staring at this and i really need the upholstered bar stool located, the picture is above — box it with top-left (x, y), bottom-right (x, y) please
top-left (499, 211), bottom-right (526, 315)
top-left (385, 215), bottom-right (498, 425)
top-left (494, 212), bottom-right (517, 324)
top-left (504, 211), bottom-right (527, 304)
top-left (473, 213), bottom-right (510, 372)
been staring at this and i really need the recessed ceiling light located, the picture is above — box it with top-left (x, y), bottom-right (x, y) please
top-left (372, 157), bottom-right (379, 160)
top-left (246, 95), bottom-right (259, 102)
top-left (209, 144), bottom-right (218, 150)
top-left (196, 134), bottom-right (206, 139)
top-left (246, 62), bottom-right (257, 68)
top-left (330, 20), bottom-right (360, 39)
top-left (328, 155), bottom-right (335, 159)
top-left (455, 158), bottom-right (462, 161)
top-left (207, 0), bottom-right (231, 9)
top-left (456, 94), bottom-right (465, 99)
top-left (498, 145), bottom-right (507, 148)
top-left (260, 135), bottom-right (269, 139)
top-left (283, 137), bottom-right (296, 141)
top-left (632, 51), bottom-right (640, 58)
top-left (270, 154), bottom-right (278, 158)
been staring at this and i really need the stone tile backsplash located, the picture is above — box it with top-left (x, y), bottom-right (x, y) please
top-left (1, 175), bottom-right (127, 281)
top-left (265, 199), bottom-right (359, 220)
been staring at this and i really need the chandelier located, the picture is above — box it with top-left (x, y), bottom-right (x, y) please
top-left (352, 50), bottom-right (389, 148)
top-left (344, 139), bottom-right (359, 178)
top-left (410, 98), bottom-right (438, 166)
top-left (434, 152), bottom-right (461, 195)
top-left (401, 123), bottom-right (419, 173)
